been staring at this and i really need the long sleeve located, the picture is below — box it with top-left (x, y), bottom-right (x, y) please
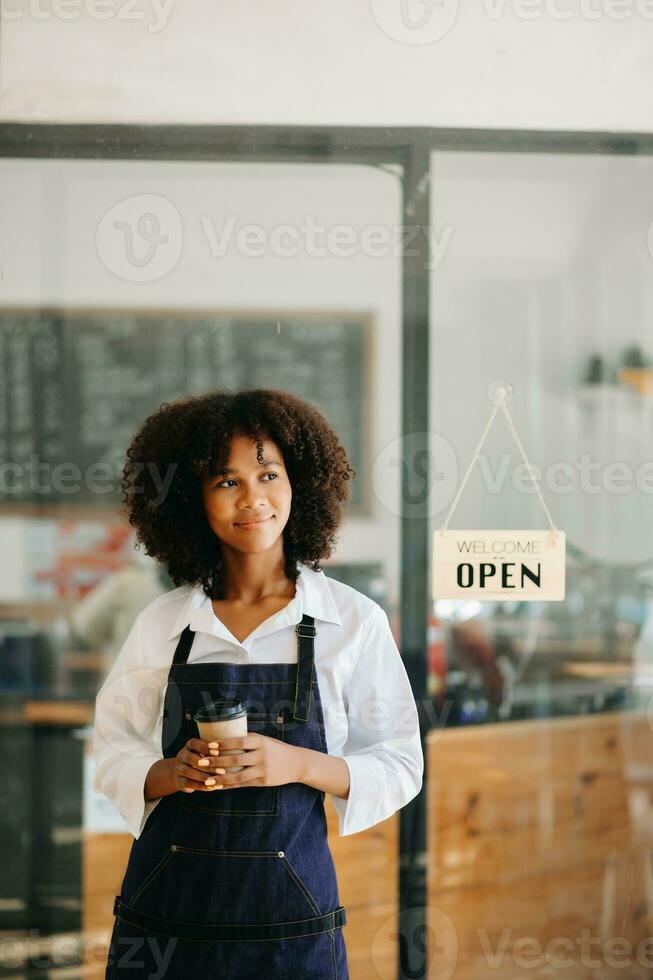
top-left (329, 604), bottom-right (424, 837)
top-left (91, 612), bottom-right (167, 839)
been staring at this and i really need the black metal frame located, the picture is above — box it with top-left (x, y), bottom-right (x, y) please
top-left (2, 120), bottom-right (652, 979)
top-left (3, 122), bottom-right (653, 158)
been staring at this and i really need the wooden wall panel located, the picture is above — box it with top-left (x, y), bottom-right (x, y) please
top-left (327, 799), bottom-right (399, 979)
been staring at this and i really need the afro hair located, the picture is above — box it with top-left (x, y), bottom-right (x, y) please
top-left (120, 388), bottom-right (356, 599)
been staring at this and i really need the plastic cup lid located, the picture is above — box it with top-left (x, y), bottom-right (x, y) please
top-left (193, 698), bottom-right (246, 722)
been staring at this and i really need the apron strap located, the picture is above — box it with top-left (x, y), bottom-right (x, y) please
top-left (113, 895), bottom-right (346, 942)
top-left (292, 614), bottom-right (316, 724)
top-left (171, 624), bottom-right (195, 666)
top-left (168, 615), bottom-right (317, 725)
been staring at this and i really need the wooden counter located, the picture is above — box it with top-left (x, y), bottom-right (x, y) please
top-left (426, 709), bottom-right (653, 979)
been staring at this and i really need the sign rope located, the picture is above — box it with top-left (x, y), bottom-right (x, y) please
top-left (439, 383), bottom-right (558, 540)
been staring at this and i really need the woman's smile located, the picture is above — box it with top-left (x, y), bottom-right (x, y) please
top-left (234, 515), bottom-right (275, 529)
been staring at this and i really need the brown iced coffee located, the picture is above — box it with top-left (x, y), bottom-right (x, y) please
top-left (194, 699), bottom-right (247, 773)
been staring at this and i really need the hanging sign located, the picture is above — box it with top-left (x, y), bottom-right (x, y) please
top-left (433, 528), bottom-right (565, 601)
top-left (433, 381), bottom-right (566, 602)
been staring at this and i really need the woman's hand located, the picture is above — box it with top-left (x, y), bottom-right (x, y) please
top-left (215, 733), bottom-right (304, 789)
top-left (172, 737), bottom-right (227, 794)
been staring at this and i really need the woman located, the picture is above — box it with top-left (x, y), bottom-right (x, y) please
top-left (93, 387), bottom-right (423, 978)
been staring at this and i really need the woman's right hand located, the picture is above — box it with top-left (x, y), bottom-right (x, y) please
top-left (172, 738), bottom-right (226, 793)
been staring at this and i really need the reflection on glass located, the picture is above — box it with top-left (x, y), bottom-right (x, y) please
top-left (429, 150), bottom-right (653, 728)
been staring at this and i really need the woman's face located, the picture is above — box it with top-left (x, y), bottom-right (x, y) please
top-left (201, 434), bottom-right (292, 555)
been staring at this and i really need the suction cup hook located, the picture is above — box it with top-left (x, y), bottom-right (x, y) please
top-left (488, 380), bottom-right (514, 405)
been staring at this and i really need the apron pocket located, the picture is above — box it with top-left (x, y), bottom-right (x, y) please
top-left (184, 712), bottom-right (283, 817)
top-left (130, 845), bottom-right (322, 927)
top-left (125, 849), bottom-right (176, 907)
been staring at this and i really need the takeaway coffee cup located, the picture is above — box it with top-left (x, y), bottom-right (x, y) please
top-left (194, 699), bottom-right (247, 773)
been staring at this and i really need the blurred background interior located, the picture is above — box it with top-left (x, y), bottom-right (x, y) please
top-left (2, 7), bottom-right (653, 979)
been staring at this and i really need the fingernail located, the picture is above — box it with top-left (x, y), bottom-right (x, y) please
top-left (209, 750), bottom-right (220, 756)
top-left (208, 742), bottom-right (219, 748)
top-left (205, 778), bottom-right (216, 785)
top-left (198, 758), bottom-right (209, 766)
top-left (215, 767), bottom-right (226, 774)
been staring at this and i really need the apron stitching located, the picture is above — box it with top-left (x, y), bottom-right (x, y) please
top-left (115, 899), bottom-right (345, 928)
top-left (329, 930), bottom-right (337, 979)
top-left (312, 679), bottom-right (327, 753)
top-left (113, 913), bottom-right (345, 943)
top-left (181, 802), bottom-right (278, 815)
top-left (126, 850), bottom-right (174, 906)
top-left (125, 791), bottom-right (184, 906)
top-left (169, 847), bottom-right (282, 856)
top-left (293, 657), bottom-right (301, 718)
top-left (181, 715), bottom-right (284, 816)
top-left (175, 679), bottom-right (297, 684)
top-left (278, 855), bottom-right (322, 916)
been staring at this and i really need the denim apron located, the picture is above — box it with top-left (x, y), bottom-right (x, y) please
top-left (106, 614), bottom-right (349, 979)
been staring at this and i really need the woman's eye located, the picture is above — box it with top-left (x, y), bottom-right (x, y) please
top-left (215, 473), bottom-right (277, 489)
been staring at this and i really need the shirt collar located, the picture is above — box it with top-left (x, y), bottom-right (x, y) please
top-left (167, 561), bottom-right (343, 641)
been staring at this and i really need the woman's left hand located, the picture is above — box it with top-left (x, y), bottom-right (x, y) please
top-left (206, 733), bottom-right (303, 789)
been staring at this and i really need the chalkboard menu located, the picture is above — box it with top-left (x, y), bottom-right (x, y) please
top-left (0, 310), bottom-right (370, 510)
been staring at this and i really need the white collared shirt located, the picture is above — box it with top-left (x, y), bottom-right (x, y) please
top-left (92, 562), bottom-right (423, 838)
